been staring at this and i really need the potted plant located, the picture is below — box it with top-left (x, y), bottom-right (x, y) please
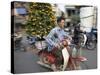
top-left (25, 2), bottom-right (56, 50)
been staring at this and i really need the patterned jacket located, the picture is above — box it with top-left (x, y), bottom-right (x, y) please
top-left (45, 26), bottom-right (70, 51)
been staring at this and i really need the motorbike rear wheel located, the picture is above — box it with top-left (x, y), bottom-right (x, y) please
top-left (86, 40), bottom-right (96, 50)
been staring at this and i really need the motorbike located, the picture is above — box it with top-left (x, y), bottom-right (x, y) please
top-left (79, 31), bottom-right (96, 50)
top-left (37, 39), bottom-right (87, 71)
top-left (72, 23), bottom-right (97, 50)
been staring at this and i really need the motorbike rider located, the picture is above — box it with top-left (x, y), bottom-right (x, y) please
top-left (45, 16), bottom-right (72, 71)
top-left (45, 17), bottom-right (72, 52)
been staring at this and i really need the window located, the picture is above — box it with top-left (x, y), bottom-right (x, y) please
top-left (67, 9), bottom-right (76, 17)
top-left (67, 10), bottom-right (71, 17)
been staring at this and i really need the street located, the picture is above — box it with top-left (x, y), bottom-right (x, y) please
top-left (14, 46), bottom-right (97, 74)
top-left (13, 35), bottom-right (97, 74)
top-left (80, 47), bottom-right (97, 69)
top-left (14, 51), bottom-right (52, 74)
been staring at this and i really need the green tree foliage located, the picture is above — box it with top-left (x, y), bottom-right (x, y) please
top-left (26, 2), bottom-right (56, 37)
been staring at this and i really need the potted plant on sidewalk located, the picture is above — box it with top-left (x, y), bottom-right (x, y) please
top-left (25, 2), bottom-right (56, 50)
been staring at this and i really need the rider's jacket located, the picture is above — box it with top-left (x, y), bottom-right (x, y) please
top-left (45, 26), bottom-right (69, 51)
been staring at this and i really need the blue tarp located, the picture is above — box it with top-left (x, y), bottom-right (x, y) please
top-left (15, 8), bottom-right (27, 15)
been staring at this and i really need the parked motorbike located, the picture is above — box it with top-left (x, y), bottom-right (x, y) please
top-left (79, 31), bottom-right (96, 50)
top-left (72, 23), bottom-right (97, 50)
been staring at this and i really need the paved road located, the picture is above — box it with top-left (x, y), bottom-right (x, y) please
top-left (14, 47), bottom-right (97, 74)
top-left (14, 36), bottom-right (97, 73)
top-left (80, 47), bottom-right (97, 69)
top-left (14, 51), bottom-right (52, 74)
